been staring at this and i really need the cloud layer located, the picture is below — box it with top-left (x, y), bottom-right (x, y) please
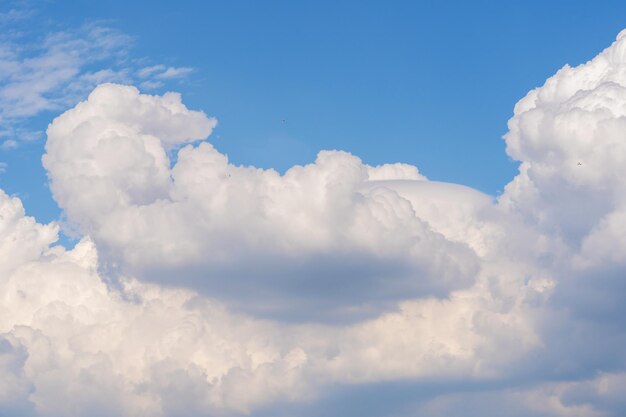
top-left (1, 29), bottom-right (626, 417)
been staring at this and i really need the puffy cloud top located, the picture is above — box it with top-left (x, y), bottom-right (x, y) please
top-left (502, 33), bottom-right (626, 261)
top-left (47, 84), bottom-right (216, 148)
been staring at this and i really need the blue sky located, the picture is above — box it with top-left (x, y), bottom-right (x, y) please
top-left (2, 2), bottom-right (626, 416)
top-left (3, 0), bottom-right (626, 225)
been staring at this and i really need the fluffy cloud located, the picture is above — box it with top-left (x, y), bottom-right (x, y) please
top-left (43, 83), bottom-right (484, 320)
top-left (502, 29), bottom-right (626, 253)
top-left (0, 193), bottom-right (311, 415)
top-left (1, 27), bottom-right (626, 417)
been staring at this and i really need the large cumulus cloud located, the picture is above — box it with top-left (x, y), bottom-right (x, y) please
top-left (500, 29), bottom-right (626, 387)
top-left (1, 28), bottom-right (626, 417)
top-left (43, 84), bottom-right (484, 320)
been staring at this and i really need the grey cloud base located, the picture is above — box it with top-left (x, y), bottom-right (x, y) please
top-left (1, 29), bottom-right (626, 417)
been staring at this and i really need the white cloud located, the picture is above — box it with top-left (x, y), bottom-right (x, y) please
top-left (43, 83), bottom-right (486, 320)
top-left (501, 31), bottom-right (626, 252)
top-left (0, 190), bottom-right (58, 277)
top-left (138, 65), bottom-right (166, 78)
top-left (138, 65), bottom-right (193, 80)
top-left (0, 240), bottom-right (300, 415)
top-left (498, 33), bottom-right (626, 370)
top-left (156, 66), bottom-right (194, 79)
top-left (1, 26), bottom-right (626, 417)
top-left (1, 139), bottom-right (18, 150)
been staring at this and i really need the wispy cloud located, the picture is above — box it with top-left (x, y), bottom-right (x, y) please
top-left (138, 64), bottom-right (193, 79)
top-left (0, 8), bottom-right (194, 149)
top-left (0, 6), bottom-right (34, 24)
top-left (137, 65), bottom-right (194, 90)
top-left (0, 25), bottom-right (132, 121)
top-left (0, 139), bottom-right (18, 150)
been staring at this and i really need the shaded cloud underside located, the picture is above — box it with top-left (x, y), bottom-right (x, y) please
top-left (1, 29), bottom-right (626, 417)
